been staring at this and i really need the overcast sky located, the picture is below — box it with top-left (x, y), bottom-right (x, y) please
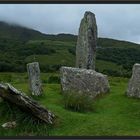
top-left (0, 4), bottom-right (140, 44)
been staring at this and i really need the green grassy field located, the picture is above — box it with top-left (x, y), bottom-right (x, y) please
top-left (0, 73), bottom-right (140, 136)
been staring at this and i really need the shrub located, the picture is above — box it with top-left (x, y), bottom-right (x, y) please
top-left (102, 69), bottom-right (131, 78)
top-left (0, 74), bottom-right (12, 82)
top-left (63, 91), bottom-right (94, 112)
top-left (102, 69), bottom-right (121, 77)
top-left (48, 65), bottom-right (62, 72)
top-left (68, 48), bottom-right (76, 55)
top-left (42, 79), bottom-right (48, 84)
top-left (48, 75), bottom-right (60, 84)
top-left (0, 102), bottom-right (50, 136)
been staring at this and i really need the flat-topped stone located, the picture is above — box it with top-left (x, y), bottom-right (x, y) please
top-left (60, 66), bottom-right (110, 98)
top-left (27, 62), bottom-right (42, 96)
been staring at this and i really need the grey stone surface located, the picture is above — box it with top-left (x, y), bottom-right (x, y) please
top-left (76, 11), bottom-right (97, 70)
top-left (60, 66), bottom-right (110, 98)
top-left (127, 63), bottom-right (140, 98)
top-left (27, 62), bottom-right (42, 96)
top-left (0, 83), bottom-right (55, 124)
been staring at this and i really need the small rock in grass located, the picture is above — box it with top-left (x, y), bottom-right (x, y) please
top-left (2, 121), bottom-right (16, 129)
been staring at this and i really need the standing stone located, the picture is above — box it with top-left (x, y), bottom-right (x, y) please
top-left (76, 11), bottom-right (97, 70)
top-left (27, 62), bottom-right (42, 96)
top-left (60, 67), bottom-right (110, 98)
top-left (127, 63), bottom-right (140, 98)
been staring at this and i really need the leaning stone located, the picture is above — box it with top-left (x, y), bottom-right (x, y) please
top-left (0, 83), bottom-right (55, 124)
top-left (27, 62), bottom-right (42, 96)
top-left (76, 11), bottom-right (97, 70)
top-left (126, 63), bottom-right (140, 98)
top-left (60, 66), bottom-right (110, 98)
top-left (2, 121), bottom-right (16, 129)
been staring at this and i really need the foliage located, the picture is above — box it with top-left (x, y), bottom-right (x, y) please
top-left (0, 21), bottom-right (140, 78)
top-left (68, 47), bottom-right (76, 55)
top-left (48, 75), bottom-right (60, 84)
top-left (102, 69), bottom-right (131, 78)
top-left (97, 47), bottom-right (140, 71)
top-left (63, 92), bottom-right (94, 112)
top-left (0, 101), bottom-right (50, 136)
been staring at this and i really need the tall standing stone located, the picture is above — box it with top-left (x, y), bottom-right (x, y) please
top-left (126, 63), bottom-right (140, 98)
top-left (76, 11), bottom-right (97, 70)
top-left (27, 62), bottom-right (42, 96)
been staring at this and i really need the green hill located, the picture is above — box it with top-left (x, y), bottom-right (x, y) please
top-left (0, 21), bottom-right (140, 77)
top-left (0, 21), bottom-right (49, 41)
top-left (0, 21), bottom-right (77, 42)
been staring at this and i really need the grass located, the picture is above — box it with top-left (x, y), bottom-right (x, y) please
top-left (25, 51), bottom-right (75, 66)
top-left (0, 73), bottom-right (140, 136)
top-left (63, 91), bottom-right (95, 112)
top-left (25, 39), bottom-right (123, 73)
top-left (96, 60), bottom-right (122, 72)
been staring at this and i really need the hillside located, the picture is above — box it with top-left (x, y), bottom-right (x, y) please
top-left (0, 21), bottom-right (140, 77)
top-left (0, 21), bottom-right (77, 42)
top-left (0, 21), bottom-right (48, 41)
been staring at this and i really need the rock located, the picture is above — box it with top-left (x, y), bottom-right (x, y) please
top-left (2, 121), bottom-right (16, 129)
top-left (126, 63), bottom-right (140, 98)
top-left (76, 11), bottom-right (97, 70)
top-left (0, 83), bottom-right (55, 124)
top-left (27, 62), bottom-right (42, 96)
top-left (60, 66), bottom-right (110, 98)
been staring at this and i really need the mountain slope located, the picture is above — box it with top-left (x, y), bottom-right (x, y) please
top-left (0, 21), bottom-right (140, 77)
top-left (0, 21), bottom-right (49, 41)
top-left (0, 21), bottom-right (77, 42)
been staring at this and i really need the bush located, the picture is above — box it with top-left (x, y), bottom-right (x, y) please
top-left (68, 48), bottom-right (76, 55)
top-left (48, 75), bottom-right (60, 84)
top-left (63, 92), bottom-right (94, 112)
top-left (0, 102), bottom-right (50, 136)
top-left (102, 69), bottom-right (122, 77)
top-left (0, 74), bottom-right (12, 82)
top-left (102, 69), bottom-right (131, 78)
top-left (41, 64), bottom-right (62, 73)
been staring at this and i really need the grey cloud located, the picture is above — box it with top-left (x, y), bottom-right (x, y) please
top-left (0, 4), bottom-right (140, 43)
